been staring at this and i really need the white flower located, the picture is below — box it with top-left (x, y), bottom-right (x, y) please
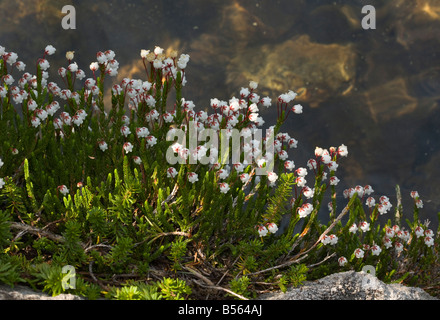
top-left (410, 191), bottom-right (419, 199)
top-left (257, 225), bottom-right (268, 237)
top-left (249, 81), bottom-right (258, 90)
top-left (322, 234), bottom-right (338, 245)
top-left (233, 163), bottom-right (244, 173)
top-left (140, 49), bottom-right (150, 58)
top-left (46, 101), bottom-right (60, 116)
top-left (266, 222), bottom-right (278, 234)
top-left (31, 116), bottom-right (41, 127)
top-left (371, 245), bottom-right (382, 256)
top-left (177, 54), bottom-right (190, 69)
top-left (188, 172), bottom-right (198, 183)
top-left (359, 221), bottom-right (370, 232)
top-left (0, 158), bottom-right (3, 168)
top-left (425, 236), bottom-right (434, 247)
top-left (397, 230), bottom-right (410, 243)
top-left (154, 46), bottom-right (164, 55)
top-left (415, 199), bottom-right (423, 209)
top-left (6, 52), bottom-right (18, 65)
top-left (133, 156), bottom-right (142, 165)
top-left (4, 74), bottom-right (14, 85)
top-left (239, 173), bottom-right (250, 183)
top-left (385, 227), bottom-right (395, 239)
top-left (291, 104), bottom-right (303, 114)
top-left (153, 59), bottom-right (163, 69)
top-left (96, 51), bottom-right (107, 64)
top-left (218, 169), bottom-right (229, 180)
top-left (98, 140), bottom-right (108, 152)
top-left (248, 112), bottom-right (259, 122)
top-left (123, 142), bottom-right (133, 154)
top-left (90, 62), bottom-right (99, 71)
top-left (354, 248), bottom-right (364, 259)
top-left (136, 127), bottom-right (150, 138)
top-left (58, 185), bottom-right (69, 195)
top-left (395, 242), bottom-right (404, 253)
top-left (321, 151), bottom-right (331, 164)
top-left (267, 171), bottom-right (278, 183)
top-left (72, 115), bottom-right (83, 126)
top-left (53, 118), bottom-right (63, 129)
top-left (366, 197), bottom-right (375, 208)
top-left (338, 144), bottom-right (348, 157)
top-left (121, 126), bottom-right (131, 137)
top-left (12, 93), bottom-right (23, 104)
top-left (240, 87), bottom-right (250, 98)
top-left (105, 50), bottom-right (115, 60)
top-left (298, 203), bottom-right (313, 218)
top-left (295, 168), bottom-right (307, 177)
top-left (261, 96), bottom-right (271, 107)
top-left (364, 185), bottom-right (374, 195)
top-left (383, 237), bottom-right (392, 249)
top-left (284, 160), bottom-right (295, 171)
top-left (45, 45), bottom-right (56, 55)
top-left (146, 135), bottom-right (157, 147)
top-left (295, 176), bottom-right (306, 188)
top-left (167, 167), bottom-right (178, 178)
top-left (302, 186), bottom-right (314, 199)
top-left (307, 159), bottom-right (317, 170)
top-left (219, 182), bottom-right (230, 194)
top-left (0, 86), bottom-right (7, 98)
top-left (338, 256), bottom-right (347, 266)
top-left (15, 61), bottom-right (26, 71)
top-left (36, 109), bottom-right (48, 121)
top-left (277, 150), bottom-right (288, 161)
top-left (67, 62), bottom-right (78, 73)
top-left (425, 229), bottom-right (434, 238)
top-left (415, 226), bottom-right (424, 238)
top-left (327, 161), bottom-right (338, 172)
top-left (39, 59), bottom-right (50, 71)
top-left (349, 223), bottom-right (358, 233)
top-left (329, 176), bottom-right (340, 185)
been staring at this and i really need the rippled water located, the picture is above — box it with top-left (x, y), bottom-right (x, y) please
top-left (1, 0), bottom-right (440, 226)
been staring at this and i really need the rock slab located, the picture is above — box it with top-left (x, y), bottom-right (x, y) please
top-left (259, 271), bottom-right (437, 300)
top-left (0, 284), bottom-right (83, 300)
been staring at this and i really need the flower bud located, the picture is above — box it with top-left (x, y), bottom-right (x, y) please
top-left (66, 51), bottom-right (75, 60)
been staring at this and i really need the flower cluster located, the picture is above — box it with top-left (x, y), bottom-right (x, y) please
top-left (257, 222), bottom-right (279, 237)
top-left (1, 43), bottom-right (438, 295)
top-left (335, 189), bottom-right (436, 270)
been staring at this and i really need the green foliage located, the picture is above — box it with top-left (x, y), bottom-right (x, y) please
top-left (157, 278), bottom-right (192, 300)
top-left (0, 210), bottom-right (12, 250)
top-left (229, 276), bottom-right (253, 299)
top-left (0, 47), bottom-right (438, 300)
top-left (0, 254), bottom-right (25, 286)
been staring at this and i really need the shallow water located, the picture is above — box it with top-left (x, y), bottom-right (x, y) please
top-left (1, 0), bottom-right (439, 227)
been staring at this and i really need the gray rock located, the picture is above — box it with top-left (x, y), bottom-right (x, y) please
top-left (0, 284), bottom-right (83, 300)
top-left (259, 271), bottom-right (437, 300)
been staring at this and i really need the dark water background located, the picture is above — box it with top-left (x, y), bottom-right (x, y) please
top-left (1, 0), bottom-right (440, 228)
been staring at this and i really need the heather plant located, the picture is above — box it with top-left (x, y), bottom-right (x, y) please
top-left (0, 44), bottom-right (438, 300)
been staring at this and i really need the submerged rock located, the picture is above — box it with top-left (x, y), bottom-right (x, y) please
top-left (226, 35), bottom-right (357, 108)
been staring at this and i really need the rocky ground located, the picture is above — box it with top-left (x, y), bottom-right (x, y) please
top-left (1, 271), bottom-right (436, 300)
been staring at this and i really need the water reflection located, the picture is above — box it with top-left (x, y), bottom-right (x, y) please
top-left (1, 0), bottom-right (439, 224)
